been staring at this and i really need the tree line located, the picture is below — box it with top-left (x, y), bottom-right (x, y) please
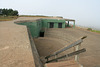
top-left (0, 8), bottom-right (19, 16)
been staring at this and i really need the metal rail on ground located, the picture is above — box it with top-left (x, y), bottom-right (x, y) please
top-left (46, 48), bottom-right (86, 63)
top-left (45, 36), bottom-right (87, 63)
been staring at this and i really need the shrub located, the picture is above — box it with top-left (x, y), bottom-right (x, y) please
top-left (87, 28), bottom-right (92, 31)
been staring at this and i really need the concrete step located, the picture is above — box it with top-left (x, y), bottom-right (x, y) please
top-left (45, 60), bottom-right (81, 67)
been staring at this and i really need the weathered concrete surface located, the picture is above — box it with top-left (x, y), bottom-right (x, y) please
top-left (1, 17), bottom-right (100, 67)
top-left (76, 28), bottom-right (100, 67)
top-left (34, 28), bottom-right (100, 67)
top-left (34, 37), bottom-right (67, 57)
top-left (0, 19), bottom-right (35, 67)
top-left (15, 17), bottom-right (63, 22)
top-left (0, 17), bottom-right (65, 67)
top-left (45, 60), bottom-right (80, 67)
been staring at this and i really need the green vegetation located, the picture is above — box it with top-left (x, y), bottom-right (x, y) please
top-left (0, 8), bottom-right (18, 16)
top-left (0, 8), bottom-right (19, 21)
top-left (87, 28), bottom-right (100, 34)
top-left (91, 30), bottom-right (100, 33)
top-left (0, 16), bottom-right (18, 21)
top-left (87, 28), bottom-right (92, 31)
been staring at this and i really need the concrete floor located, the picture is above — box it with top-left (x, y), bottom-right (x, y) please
top-left (34, 28), bottom-right (100, 67)
top-left (76, 28), bottom-right (100, 67)
top-left (0, 20), bottom-right (35, 67)
top-left (0, 17), bottom-right (44, 67)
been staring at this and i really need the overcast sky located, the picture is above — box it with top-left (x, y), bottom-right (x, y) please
top-left (0, 0), bottom-right (100, 30)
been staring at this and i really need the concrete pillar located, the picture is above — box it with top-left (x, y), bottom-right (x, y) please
top-left (68, 21), bottom-right (69, 27)
top-left (75, 45), bottom-right (80, 62)
top-left (73, 21), bottom-right (75, 28)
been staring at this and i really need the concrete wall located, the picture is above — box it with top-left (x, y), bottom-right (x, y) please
top-left (41, 19), bottom-right (66, 28)
top-left (15, 19), bottom-right (66, 38)
top-left (16, 22), bottom-right (41, 38)
top-left (27, 27), bottom-right (43, 67)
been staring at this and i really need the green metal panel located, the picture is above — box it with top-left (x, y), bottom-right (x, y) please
top-left (41, 19), bottom-right (66, 28)
top-left (54, 23), bottom-right (58, 28)
top-left (15, 19), bottom-right (66, 38)
top-left (16, 22), bottom-right (41, 38)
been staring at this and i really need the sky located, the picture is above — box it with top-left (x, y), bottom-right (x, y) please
top-left (0, 0), bottom-right (100, 30)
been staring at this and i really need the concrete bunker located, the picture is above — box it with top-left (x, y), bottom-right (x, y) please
top-left (14, 18), bottom-right (86, 67)
top-left (15, 19), bottom-right (66, 38)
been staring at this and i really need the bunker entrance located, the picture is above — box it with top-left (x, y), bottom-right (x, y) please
top-left (39, 32), bottom-right (44, 37)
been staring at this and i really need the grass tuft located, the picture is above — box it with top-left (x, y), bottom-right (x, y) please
top-left (87, 28), bottom-right (100, 33)
top-left (91, 30), bottom-right (100, 33)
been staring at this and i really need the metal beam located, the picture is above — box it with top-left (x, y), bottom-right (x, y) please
top-left (45, 36), bottom-right (87, 59)
top-left (45, 39), bottom-right (82, 59)
top-left (46, 48), bottom-right (86, 63)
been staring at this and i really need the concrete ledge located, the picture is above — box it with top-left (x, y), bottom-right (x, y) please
top-left (45, 60), bottom-right (80, 67)
top-left (0, 21), bottom-right (39, 67)
top-left (27, 27), bottom-right (43, 67)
